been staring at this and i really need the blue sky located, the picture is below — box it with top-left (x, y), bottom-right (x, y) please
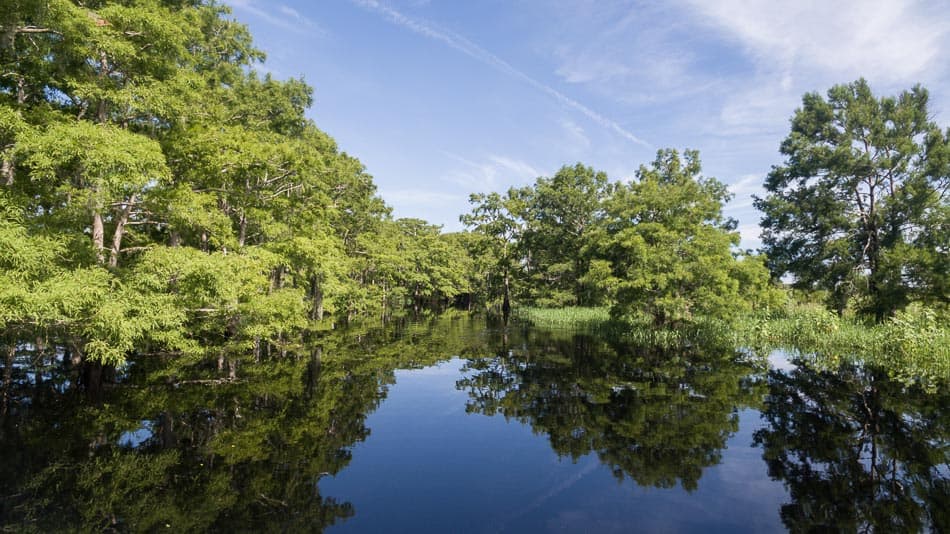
top-left (225, 0), bottom-right (950, 249)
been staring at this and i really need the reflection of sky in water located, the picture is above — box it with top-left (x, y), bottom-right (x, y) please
top-left (323, 357), bottom-right (788, 534)
top-left (118, 420), bottom-right (154, 449)
top-left (767, 349), bottom-right (797, 373)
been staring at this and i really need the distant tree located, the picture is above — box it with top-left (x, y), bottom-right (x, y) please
top-left (362, 218), bottom-right (470, 314)
top-left (520, 164), bottom-right (612, 307)
top-left (460, 190), bottom-right (526, 319)
top-left (597, 149), bottom-right (774, 327)
top-left (756, 79), bottom-right (950, 319)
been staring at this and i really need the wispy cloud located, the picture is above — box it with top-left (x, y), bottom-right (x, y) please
top-left (351, 0), bottom-right (651, 148)
top-left (725, 173), bottom-right (765, 209)
top-left (736, 223), bottom-right (763, 250)
top-left (682, 0), bottom-right (950, 136)
top-left (559, 118), bottom-right (591, 151)
top-left (683, 0), bottom-right (948, 84)
top-left (534, 1), bottom-right (736, 110)
top-left (378, 189), bottom-right (463, 206)
top-left (728, 174), bottom-right (763, 196)
top-left (443, 152), bottom-right (542, 191)
top-left (277, 5), bottom-right (311, 26)
top-left (228, 1), bottom-right (325, 35)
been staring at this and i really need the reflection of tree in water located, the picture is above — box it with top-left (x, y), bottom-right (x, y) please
top-left (0, 346), bottom-right (363, 531)
top-left (0, 316), bottom-right (483, 532)
top-left (458, 329), bottom-right (765, 491)
top-left (754, 361), bottom-right (949, 532)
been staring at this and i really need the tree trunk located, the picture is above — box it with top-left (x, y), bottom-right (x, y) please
top-left (306, 346), bottom-right (322, 396)
top-left (169, 230), bottom-right (181, 247)
top-left (15, 76), bottom-right (25, 106)
top-left (92, 210), bottom-right (105, 264)
top-left (108, 194), bottom-right (135, 268)
top-left (310, 274), bottom-right (324, 321)
top-left (158, 411), bottom-right (177, 449)
top-left (82, 360), bottom-right (105, 403)
top-left (238, 211), bottom-right (247, 248)
top-left (2, 345), bottom-right (13, 416)
top-left (1, 158), bottom-right (12, 186)
top-left (97, 51), bottom-right (110, 123)
top-left (272, 264), bottom-right (284, 290)
top-left (502, 271), bottom-right (511, 324)
top-left (0, 23), bottom-right (15, 57)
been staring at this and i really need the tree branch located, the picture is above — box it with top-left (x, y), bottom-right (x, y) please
top-left (15, 27), bottom-right (63, 36)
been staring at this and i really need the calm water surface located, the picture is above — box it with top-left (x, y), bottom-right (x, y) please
top-left (1, 316), bottom-right (946, 532)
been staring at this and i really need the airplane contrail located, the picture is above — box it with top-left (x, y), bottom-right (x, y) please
top-left (352, 0), bottom-right (652, 148)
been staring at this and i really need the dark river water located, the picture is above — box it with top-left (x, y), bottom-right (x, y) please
top-left (1, 315), bottom-right (947, 532)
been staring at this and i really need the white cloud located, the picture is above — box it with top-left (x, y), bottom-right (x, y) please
top-left (736, 223), bottom-right (763, 251)
top-left (539, 1), bottom-right (739, 109)
top-left (683, 0), bottom-right (948, 84)
top-left (277, 5), bottom-right (313, 26)
top-left (728, 174), bottom-right (763, 196)
top-left (711, 83), bottom-right (801, 138)
top-left (351, 0), bottom-right (651, 148)
top-left (680, 0), bottom-right (950, 185)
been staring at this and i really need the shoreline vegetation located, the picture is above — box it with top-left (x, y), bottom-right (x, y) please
top-left (516, 303), bottom-right (950, 390)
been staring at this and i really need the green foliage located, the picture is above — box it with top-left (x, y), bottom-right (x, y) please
top-left (519, 163), bottom-right (612, 305)
top-left (460, 189), bottom-right (525, 313)
top-left (754, 362), bottom-right (949, 532)
top-left (462, 151), bottom-right (777, 326)
top-left (459, 329), bottom-right (765, 492)
top-left (757, 79), bottom-right (949, 319)
top-left (0, 315), bottom-right (485, 530)
top-left (598, 149), bottom-right (775, 327)
top-left (0, 0), bottom-right (472, 368)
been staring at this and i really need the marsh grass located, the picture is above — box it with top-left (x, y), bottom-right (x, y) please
top-left (516, 307), bottom-right (736, 351)
top-left (514, 307), bottom-right (611, 329)
top-left (516, 304), bottom-right (949, 389)
top-left (733, 303), bottom-right (949, 389)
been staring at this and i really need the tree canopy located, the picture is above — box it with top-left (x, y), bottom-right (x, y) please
top-left (0, 0), bottom-right (471, 368)
top-left (461, 151), bottom-right (778, 327)
top-left (756, 79), bottom-right (949, 319)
